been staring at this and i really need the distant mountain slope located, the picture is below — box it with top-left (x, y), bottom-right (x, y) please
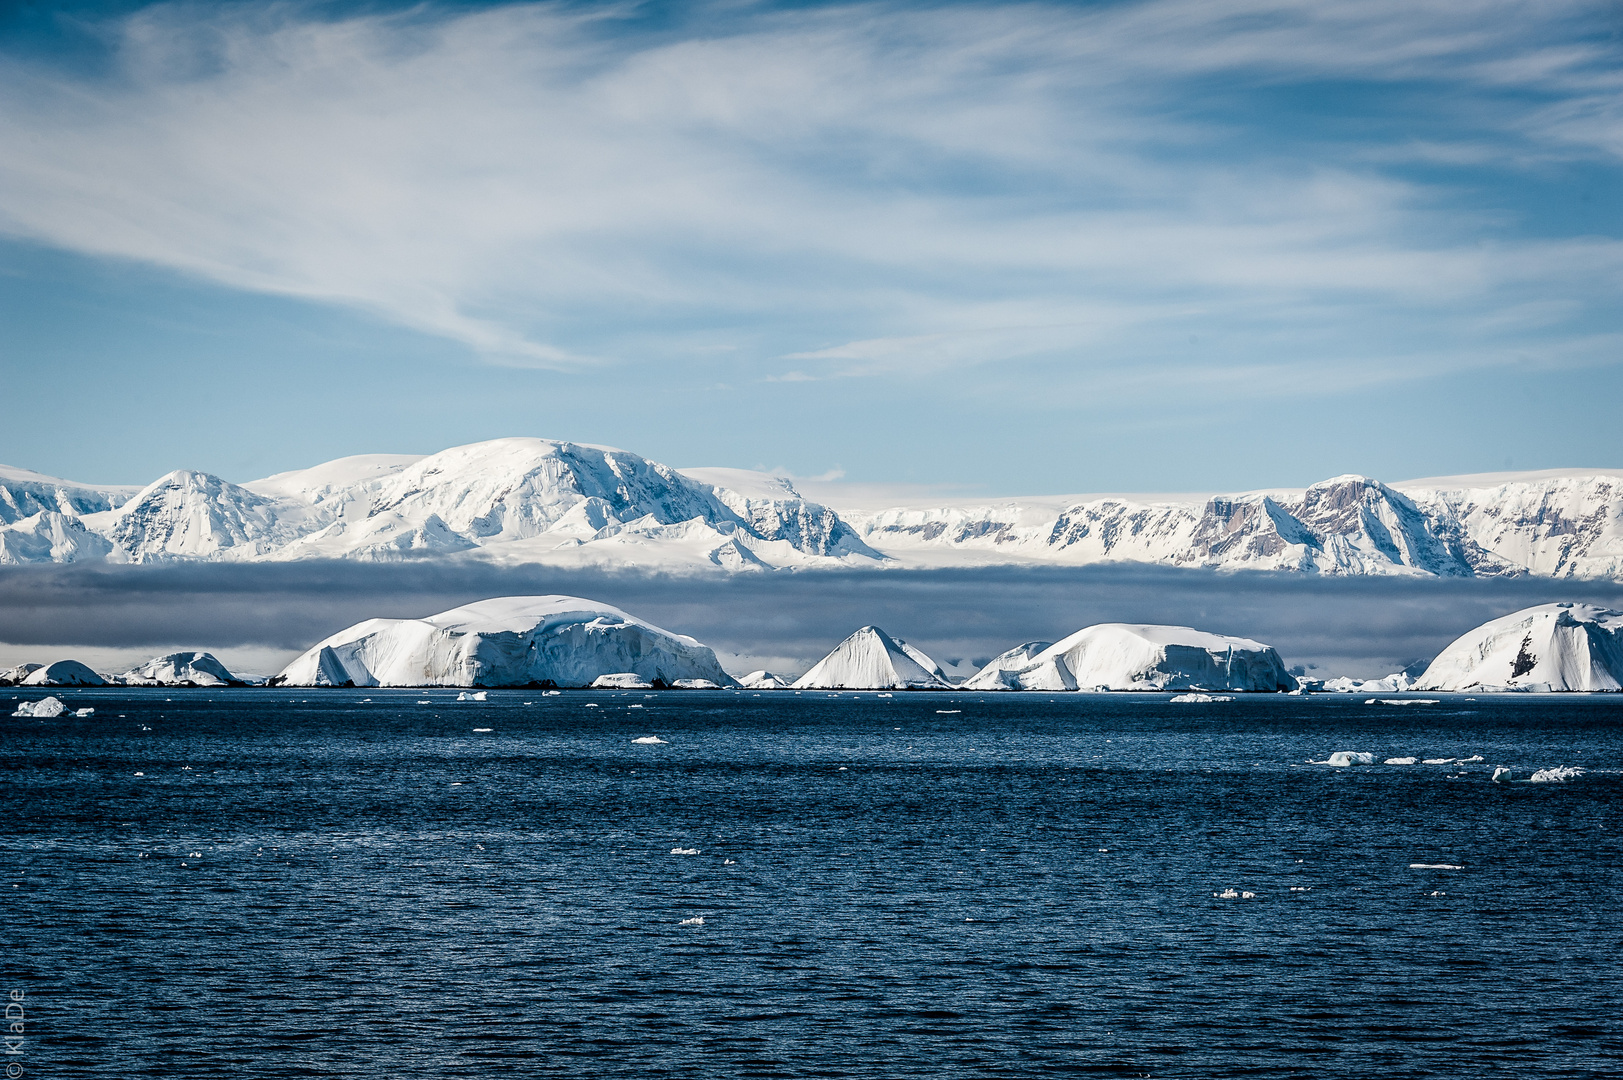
top-left (0, 442), bottom-right (1618, 578)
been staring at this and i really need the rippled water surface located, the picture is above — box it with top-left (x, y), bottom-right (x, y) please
top-left (5, 689), bottom-right (1622, 1078)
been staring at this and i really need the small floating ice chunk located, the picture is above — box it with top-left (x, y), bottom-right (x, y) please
top-left (1369, 698), bottom-right (1440, 705)
top-left (670, 847), bottom-right (700, 855)
top-left (456, 691), bottom-right (489, 702)
top-left (679, 916), bottom-right (705, 926)
top-left (1456, 755), bottom-right (1484, 764)
top-left (74, 707), bottom-right (95, 717)
top-left (1213, 888), bottom-right (1256, 899)
top-left (416, 700), bottom-right (431, 704)
top-left (936, 709), bottom-right (961, 714)
top-left (472, 727), bottom-right (493, 733)
top-left (11, 696), bottom-right (65, 718)
top-left (583, 703), bottom-right (599, 708)
top-left (1530, 766), bottom-right (1584, 783)
top-left (1409, 863), bottom-right (1463, 870)
top-left (632, 735), bottom-right (667, 744)
top-left (1423, 758), bottom-right (1456, 765)
top-left (628, 704), bottom-right (644, 709)
top-left (1321, 751), bottom-right (1378, 766)
top-left (1384, 757), bottom-right (1418, 765)
top-left (1171, 693), bottom-right (1233, 703)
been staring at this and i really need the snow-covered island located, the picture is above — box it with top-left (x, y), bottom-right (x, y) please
top-left (271, 595), bottom-right (736, 688)
top-left (1414, 603), bottom-right (1623, 692)
top-left (962, 624), bottom-right (1295, 692)
top-left (3, 439), bottom-right (1621, 578)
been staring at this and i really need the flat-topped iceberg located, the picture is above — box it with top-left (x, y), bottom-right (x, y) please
top-left (964, 624), bottom-right (1294, 691)
top-left (1414, 603), bottom-right (1623, 692)
top-left (792, 626), bottom-right (949, 690)
top-left (120, 651), bottom-right (242, 687)
top-left (272, 595), bottom-right (735, 688)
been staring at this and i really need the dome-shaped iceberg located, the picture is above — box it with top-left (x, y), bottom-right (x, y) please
top-left (1414, 603), bottom-right (1623, 692)
top-left (272, 595), bottom-right (735, 688)
top-left (963, 624), bottom-right (1293, 691)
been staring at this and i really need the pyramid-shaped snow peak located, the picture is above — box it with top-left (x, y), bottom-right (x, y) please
top-left (1414, 603), bottom-right (1623, 692)
top-left (792, 626), bottom-right (949, 690)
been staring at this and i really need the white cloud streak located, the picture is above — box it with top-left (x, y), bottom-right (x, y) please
top-left (0, 0), bottom-right (1618, 383)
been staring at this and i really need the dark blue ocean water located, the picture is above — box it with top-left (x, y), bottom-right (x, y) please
top-left (3, 688), bottom-right (1621, 1078)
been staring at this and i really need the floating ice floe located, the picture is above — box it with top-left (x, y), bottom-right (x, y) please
top-left (1384, 757), bottom-right (1418, 765)
top-left (472, 727), bottom-right (492, 733)
top-left (1170, 693), bottom-right (1234, 703)
top-left (670, 847), bottom-right (701, 855)
top-left (1410, 863), bottom-right (1463, 870)
top-left (1214, 888), bottom-right (1256, 899)
top-left (1319, 751), bottom-right (1378, 766)
top-left (679, 917), bottom-right (705, 926)
top-left (456, 691), bottom-right (488, 702)
top-left (592, 673), bottom-right (653, 690)
top-left (631, 736), bottom-right (667, 744)
top-left (1366, 698), bottom-right (1440, 705)
top-left (1531, 766), bottom-right (1584, 783)
top-left (11, 696), bottom-right (65, 718)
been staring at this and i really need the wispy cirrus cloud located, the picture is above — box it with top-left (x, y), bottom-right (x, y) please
top-left (0, 0), bottom-right (1618, 391)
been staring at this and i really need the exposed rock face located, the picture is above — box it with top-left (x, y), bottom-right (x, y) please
top-left (273, 595), bottom-right (735, 688)
top-left (1414, 603), bottom-right (1623, 692)
top-left (792, 626), bottom-right (950, 690)
top-left (964, 624), bottom-right (1294, 692)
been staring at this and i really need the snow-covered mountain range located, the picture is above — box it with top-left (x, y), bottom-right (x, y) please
top-left (2, 440), bottom-right (1620, 578)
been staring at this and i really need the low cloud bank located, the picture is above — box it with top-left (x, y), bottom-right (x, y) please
top-left (4, 562), bottom-right (1621, 679)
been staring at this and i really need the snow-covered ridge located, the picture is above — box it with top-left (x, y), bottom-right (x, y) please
top-left (1, 441), bottom-right (1619, 577)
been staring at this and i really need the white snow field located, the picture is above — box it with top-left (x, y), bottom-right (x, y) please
top-left (2, 440), bottom-right (1621, 577)
top-left (1413, 603), bottom-right (1623, 692)
top-left (118, 651), bottom-right (242, 686)
top-left (792, 626), bottom-right (950, 690)
top-left (964, 624), bottom-right (1294, 692)
top-left (737, 671), bottom-right (790, 689)
top-left (272, 595), bottom-right (736, 688)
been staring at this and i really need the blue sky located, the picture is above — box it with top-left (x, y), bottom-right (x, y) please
top-left (1, 0), bottom-right (1619, 493)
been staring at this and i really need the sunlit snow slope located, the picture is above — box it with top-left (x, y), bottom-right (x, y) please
top-left (1, 440), bottom-right (1619, 577)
